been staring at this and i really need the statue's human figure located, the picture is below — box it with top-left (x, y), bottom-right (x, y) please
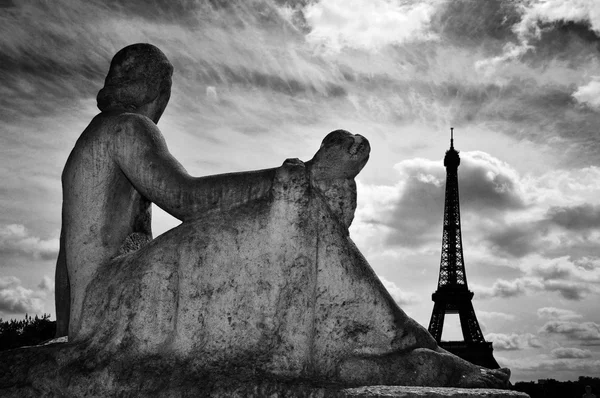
top-left (55, 43), bottom-right (277, 338)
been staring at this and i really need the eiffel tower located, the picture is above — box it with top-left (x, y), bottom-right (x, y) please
top-left (427, 128), bottom-right (500, 369)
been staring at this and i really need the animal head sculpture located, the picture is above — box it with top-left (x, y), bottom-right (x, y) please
top-left (308, 130), bottom-right (370, 181)
top-left (306, 130), bottom-right (371, 229)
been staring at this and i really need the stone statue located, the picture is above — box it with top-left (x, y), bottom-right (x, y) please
top-left (55, 43), bottom-right (276, 338)
top-left (54, 43), bottom-right (511, 390)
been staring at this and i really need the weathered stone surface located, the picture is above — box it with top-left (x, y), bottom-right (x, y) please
top-left (0, 344), bottom-right (528, 397)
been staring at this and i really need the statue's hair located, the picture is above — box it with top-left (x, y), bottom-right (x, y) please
top-left (97, 43), bottom-right (173, 112)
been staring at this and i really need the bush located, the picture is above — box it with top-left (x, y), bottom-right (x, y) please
top-left (0, 313), bottom-right (56, 351)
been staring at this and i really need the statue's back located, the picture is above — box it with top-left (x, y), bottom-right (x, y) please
top-left (59, 113), bottom-right (152, 337)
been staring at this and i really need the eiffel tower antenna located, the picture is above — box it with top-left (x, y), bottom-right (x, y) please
top-left (427, 128), bottom-right (500, 369)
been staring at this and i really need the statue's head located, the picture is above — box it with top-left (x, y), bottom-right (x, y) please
top-left (308, 130), bottom-right (370, 180)
top-left (97, 43), bottom-right (173, 122)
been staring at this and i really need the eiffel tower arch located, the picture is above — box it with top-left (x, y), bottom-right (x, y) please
top-left (427, 128), bottom-right (500, 369)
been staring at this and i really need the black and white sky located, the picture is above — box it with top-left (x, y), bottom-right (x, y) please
top-left (1, 0), bottom-right (600, 382)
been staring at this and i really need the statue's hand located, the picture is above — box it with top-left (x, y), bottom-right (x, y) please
top-left (273, 158), bottom-right (309, 202)
top-left (277, 158), bottom-right (305, 178)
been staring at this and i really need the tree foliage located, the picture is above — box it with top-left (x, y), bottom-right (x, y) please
top-left (0, 313), bottom-right (56, 351)
top-left (514, 377), bottom-right (600, 398)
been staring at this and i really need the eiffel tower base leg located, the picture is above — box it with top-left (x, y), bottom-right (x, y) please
top-left (428, 294), bottom-right (500, 369)
top-left (439, 341), bottom-right (500, 369)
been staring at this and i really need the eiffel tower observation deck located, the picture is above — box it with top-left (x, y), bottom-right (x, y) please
top-left (427, 128), bottom-right (500, 369)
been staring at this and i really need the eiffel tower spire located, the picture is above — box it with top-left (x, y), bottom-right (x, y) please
top-left (427, 128), bottom-right (500, 369)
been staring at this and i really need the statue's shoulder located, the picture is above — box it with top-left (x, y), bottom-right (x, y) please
top-left (111, 112), bottom-right (158, 132)
top-left (99, 112), bottom-right (165, 146)
top-left (80, 112), bottom-right (155, 137)
top-left (71, 113), bottom-right (166, 164)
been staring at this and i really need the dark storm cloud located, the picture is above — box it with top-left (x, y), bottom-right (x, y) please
top-left (523, 20), bottom-right (600, 68)
top-left (458, 157), bottom-right (526, 211)
top-left (474, 275), bottom-right (593, 301)
top-left (399, 0), bottom-right (599, 132)
top-left (540, 320), bottom-right (600, 345)
top-left (7, 0), bottom-right (593, 163)
top-left (6, 0), bottom-right (596, 163)
top-left (542, 280), bottom-right (591, 301)
top-left (543, 241), bottom-right (600, 263)
top-left (374, 0), bottom-right (600, 167)
top-left (449, 83), bottom-right (600, 161)
top-left (0, 0), bottom-right (14, 8)
top-left (469, 3), bottom-right (600, 166)
top-left (331, 72), bottom-right (600, 164)
top-left (481, 201), bottom-right (600, 260)
top-left (484, 223), bottom-right (544, 258)
top-left (547, 204), bottom-right (600, 230)
top-left (479, 201), bottom-right (600, 262)
top-left (382, 153), bottom-right (526, 248)
top-left (551, 347), bottom-right (593, 359)
top-left (385, 177), bottom-right (443, 247)
top-left (430, 0), bottom-right (521, 48)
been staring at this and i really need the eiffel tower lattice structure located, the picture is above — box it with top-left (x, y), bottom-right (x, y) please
top-left (427, 128), bottom-right (500, 369)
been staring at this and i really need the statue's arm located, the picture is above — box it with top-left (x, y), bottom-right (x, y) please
top-left (112, 114), bottom-right (277, 221)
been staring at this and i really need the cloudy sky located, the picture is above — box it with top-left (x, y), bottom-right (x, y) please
top-left (2, 0), bottom-right (600, 382)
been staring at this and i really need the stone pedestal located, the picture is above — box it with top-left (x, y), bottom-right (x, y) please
top-left (0, 343), bottom-right (529, 398)
top-left (343, 386), bottom-right (529, 397)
